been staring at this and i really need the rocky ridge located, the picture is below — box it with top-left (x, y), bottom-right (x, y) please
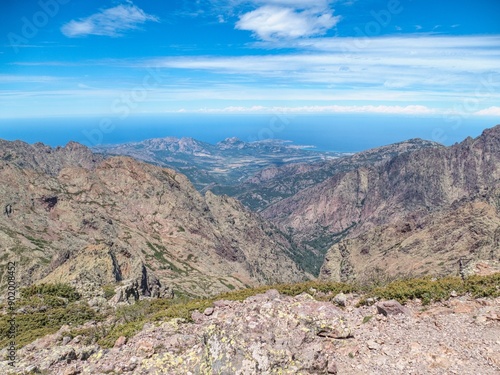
top-left (224, 138), bottom-right (441, 211)
top-left (1, 289), bottom-right (498, 374)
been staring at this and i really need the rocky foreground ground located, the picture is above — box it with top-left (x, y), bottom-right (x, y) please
top-left (1, 289), bottom-right (499, 375)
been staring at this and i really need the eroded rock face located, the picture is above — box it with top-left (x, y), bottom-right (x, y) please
top-left (0, 140), bottom-right (306, 298)
top-left (320, 200), bottom-right (500, 282)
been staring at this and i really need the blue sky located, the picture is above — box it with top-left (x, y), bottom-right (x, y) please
top-left (1, 0), bottom-right (499, 124)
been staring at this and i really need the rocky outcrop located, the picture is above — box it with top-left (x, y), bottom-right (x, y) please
top-left (1, 290), bottom-right (498, 374)
top-left (110, 267), bottom-right (174, 305)
top-left (0, 139), bottom-right (103, 176)
top-left (0, 140), bottom-right (306, 298)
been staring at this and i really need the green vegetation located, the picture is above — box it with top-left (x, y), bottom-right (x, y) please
top-left (2, 274), bottom-right (499, 349)
top-left (146, 241), bottom-right (184, 274)
top-left (102, 284), bottom-right (116, 300)
top-left (362, 315), bottom-right (373, 324)
top-left (0, 283), bottom-right (99, 348)
top-left (21, 283), bottom-right (81, 302)
top-left (360, 273), bottom-right (500, 305)
top-left (24, 235), bottom-right (49, 249)
top-left (149, 242), bottom-right (196, 274)
top-left (218, 279), bottom-right (236, 290)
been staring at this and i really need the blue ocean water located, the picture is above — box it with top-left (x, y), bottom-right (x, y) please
top-left (0, 114), bottom-right (496, 152)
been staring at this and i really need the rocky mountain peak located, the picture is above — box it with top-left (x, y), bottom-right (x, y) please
top-left (133, 137), bottom-right (212, 154)
top-left (0, 139), bottom-right (103, 176)
top-left (216, 137), bottom-right (245, 150)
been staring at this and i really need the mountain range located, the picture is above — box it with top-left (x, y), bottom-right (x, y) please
top-left (92, 137), bottom-right (344, 192)
top-left (0, 140), bottom-right (305, 299)
top-left (1, 125), bottom-right (499, 299)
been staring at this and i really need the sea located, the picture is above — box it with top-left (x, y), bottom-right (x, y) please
top-left (0, 114), bottom-right (496, 153)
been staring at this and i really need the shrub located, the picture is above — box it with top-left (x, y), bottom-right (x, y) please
top-left (20, 283), bottom-right (80, 302)
top-left (0, 283), bottom-right (98, 348)
top-left (97, 321), bottom-right (145, 348)
top-left (362, 274), bottom-right (499, 305)
top-left (102, 285), bottom-right (116, 300)
top-left (464, 273), bottom-right (500, 298)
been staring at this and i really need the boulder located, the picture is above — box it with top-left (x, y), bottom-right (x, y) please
top-left (376, 300), bottom-right (409, 316)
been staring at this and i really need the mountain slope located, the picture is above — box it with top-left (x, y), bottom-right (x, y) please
top-left (0, 140), bottom-right (306, 298)
top-left (222, 138), bottom-right (442, 211)
top-left (261, 126), bottom-right (500, 279)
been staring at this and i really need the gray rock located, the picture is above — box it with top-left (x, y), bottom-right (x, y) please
top-left (25, 365), bottom-right (39, 373)
top-left (203, 307), bottom-right (215, 316)
top-left (367, 340), bottom-right (381, 350)
top-left (333, 292), bottom-right (348, 307)
top-left (376, 300), bottom-right (409, 316)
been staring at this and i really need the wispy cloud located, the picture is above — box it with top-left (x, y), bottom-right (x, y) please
top-left (193, 104), bottom-right (438, 115)
top-left (0, 75), bottom-right (60, 83)
top-left (61, 3), bottom-right (158, 38)
top-left (145, 35), bottom-right (500, 87)
top-left (474, 106), bottom-right (500, 116)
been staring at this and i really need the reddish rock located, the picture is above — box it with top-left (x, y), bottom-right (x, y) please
top-left (114, 336), bottom-right (127, 348)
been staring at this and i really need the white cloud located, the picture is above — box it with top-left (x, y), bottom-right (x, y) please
top-left (236, 4), bottom-right (339, 40)
top-left (474, 107), bottom-right (500, 116)
top-left (194, 104), bottom-right (438, 115)
top-left (0, 75), bottom-right (60, 83)
top-left (61, 3), bottom-right (158, 38)
top-left (254, 0), bottom-right (332, 10)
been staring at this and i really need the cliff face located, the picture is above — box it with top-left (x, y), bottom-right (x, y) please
top-left (261, 126), bottom-right (500, 280)
top-left (0, 140), bottom-right (306, 298)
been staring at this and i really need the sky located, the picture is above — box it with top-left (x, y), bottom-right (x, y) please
top-left (0, 0), bottom-right (499, 147)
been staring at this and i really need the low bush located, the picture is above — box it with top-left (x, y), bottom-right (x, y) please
top-left (362, 273), bottom-right (500, 305)
top-left (20, 283), bottom-right (80, 302)
top-left (0, 283), bottom-right (99, 348)
top-left (102, 284), bottom-right (116, 300)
